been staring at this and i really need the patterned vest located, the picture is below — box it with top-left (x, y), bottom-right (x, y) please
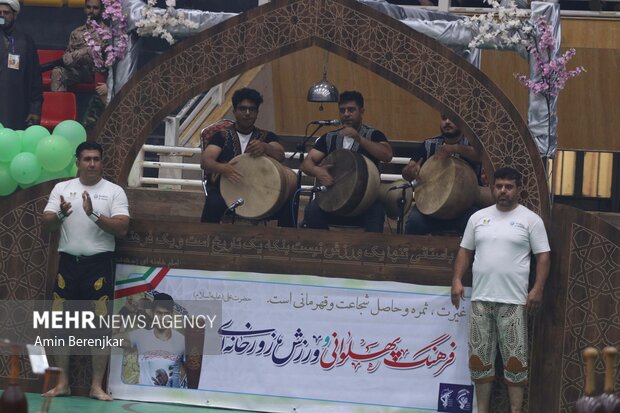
top-left (200, 120), bottom-right (271, 185)
top-left (324, 124), bottom-right (375, 154)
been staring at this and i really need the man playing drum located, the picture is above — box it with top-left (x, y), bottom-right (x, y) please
top-left (301, 90), bottom-right (393, 232)
top-left (402, 115), bottom-right (483, 235)
top-left (200, 87), bottom-right (294, 227)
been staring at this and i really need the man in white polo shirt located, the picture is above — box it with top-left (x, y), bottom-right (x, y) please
top-left (41, 140), bottom-right (129, 400)
top-left (451, 166), bottom-right (550, 413)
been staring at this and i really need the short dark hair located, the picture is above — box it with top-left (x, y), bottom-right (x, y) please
top-left (232, 88), bottom-right (263, 109)
top-left (493, 167), bottom-right (522, 187)
top-left (152, 292), bottom-right (174, 312)
top-left (76, 141), bottom-right (103, 159)
top-left (339, 91), bottom-right (364, 108)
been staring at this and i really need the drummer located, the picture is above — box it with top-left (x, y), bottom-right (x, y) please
top-left (200, 87), bottom-right (294, 227)
top-left (301, 90), bottom-right (393, 232)
top-left (402, 115), bottom-right (482, 235)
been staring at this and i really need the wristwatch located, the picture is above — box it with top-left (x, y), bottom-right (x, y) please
top-left (56, 210), bottom-right (67, 222)
top-left (88, 211), bottom-right (101, 223)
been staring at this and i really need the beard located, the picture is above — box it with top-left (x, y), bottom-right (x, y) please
top-left (441, 127), bottom-right (462, 140)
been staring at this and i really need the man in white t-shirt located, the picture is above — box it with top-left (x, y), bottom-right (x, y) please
top-left (41, 140), bottom-right (130, 400)
top-left (200, 87), bottom-right (294, 226)
top-left (128, 293), bottom-right (186, 388)
top-left (451, 166), bottom-right (550, 413)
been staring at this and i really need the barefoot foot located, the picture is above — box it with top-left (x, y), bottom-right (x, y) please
top-left (42, 385), bottom-right (71, 397)
top-left (89, 387), bottom-right (113, 401)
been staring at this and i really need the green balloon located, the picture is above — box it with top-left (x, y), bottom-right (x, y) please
top-left (0, 128), bottom-right (21, 163)
top-left (68, 162), bottom-right (78, 177)
top-left (36, 135), bottom-right (73, 172)
top-left (0, 163), bottom-right (18, 196)
top-left (18, 181), bottom-right (37, 189)
top-left (22, 125), bottom-right (51, 154)
top-left (36, 167), bottom-right (71, 184)
top-left (10, 152), bottom-right (42, 184)
top-left (53, 120), bottom-right (86, 152)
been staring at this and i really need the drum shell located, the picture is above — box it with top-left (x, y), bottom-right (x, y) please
top-left (315, 150), bottom-right (380, 217)
top-left (414, 155), bottom-right (478, 220)
top-left (475, 186), bottom-right (495, 208)
top-left (220, 154), bottom-right (296, 220)
top-left (379, 179), bottom-right (413, 220)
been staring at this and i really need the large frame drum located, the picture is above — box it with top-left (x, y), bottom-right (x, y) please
top-left (414, 155), bottom-right (479, 220)
top-left (220, 154), bottom-right (297, 220)
top-left (315, 150), bottom-right (380, 217)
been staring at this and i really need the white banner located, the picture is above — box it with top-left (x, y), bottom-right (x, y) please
top-left (109, 265), bottom-right (474, 412)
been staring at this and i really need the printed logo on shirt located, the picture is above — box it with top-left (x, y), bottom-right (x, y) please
top-left (94, 194), bottom-right (109, 201)
top-left (68, 192), bottom-right (78, 200)
top-left (481, 218), bottom-right (491, 225)
top-left (510, 221), bottom-right (526, 230)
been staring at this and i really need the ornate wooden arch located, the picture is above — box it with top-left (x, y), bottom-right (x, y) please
top-left (95, 0), bottom-right (549, 218)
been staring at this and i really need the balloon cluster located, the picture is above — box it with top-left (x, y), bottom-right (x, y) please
top-left (0, 120), bottom-right (86, 196)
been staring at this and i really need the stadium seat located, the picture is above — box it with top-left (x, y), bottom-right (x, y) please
top-left (73, 72), bottom-right (107, 93)
top-left (38, 49), bottom-right (107, 93)
top-left (37, 49), bottom-right (64, 91)
top-left (41, 91), bottom-right (77, 131)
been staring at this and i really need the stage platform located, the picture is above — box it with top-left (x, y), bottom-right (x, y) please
top-left (3, 392), bottom-right (251, 413)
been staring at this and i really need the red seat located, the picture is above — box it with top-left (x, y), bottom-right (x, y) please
top-left (41, 91), bottom-right (77, 131)
top-left (37, 49), bottom-right (64, 91)
top-left (73, 72), bottom-right (107, 93)
top-left (38, 49), bottom-right (107, 93)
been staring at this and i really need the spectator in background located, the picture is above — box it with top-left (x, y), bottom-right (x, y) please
top-left (51, 0), bottom-right (106, 92)
top-left (0, 0), bottom-right (42, 130)
top-left (82, 81), bottom-right (108, 130)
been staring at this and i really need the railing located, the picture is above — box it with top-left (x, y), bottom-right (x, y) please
top-left (129, 144), bottom-right (618, 211)
top-left (128, 144), bottom-right (409, 189)
top-left (165, 76), bottom-right (240, 149)
top-left (402, 0), bottom-right (620, 15)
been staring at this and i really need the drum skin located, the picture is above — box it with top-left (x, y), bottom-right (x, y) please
top-left (220, 154), bottom-right (297, 219)
top-left (315, 149), bottom-right (380, 217)
top-left (414, 155), bottom-right (479, 220)
top-left (379, 179), bottom-right (413, 220)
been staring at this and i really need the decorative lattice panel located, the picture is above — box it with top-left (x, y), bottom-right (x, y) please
top-left (560, 223), bottom-right (620, 412)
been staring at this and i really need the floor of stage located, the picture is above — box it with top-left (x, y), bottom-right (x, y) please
top-left (9, 392), bottom-right (250, 413)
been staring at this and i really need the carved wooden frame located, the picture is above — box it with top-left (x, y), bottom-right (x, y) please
top-left (94, 0), bottom-right (549, 219)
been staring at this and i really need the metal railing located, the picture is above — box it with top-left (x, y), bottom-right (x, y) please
top-left (128, 144), bottom-right (410, 189)
top-left (165, 75), bottom-right (240, 149)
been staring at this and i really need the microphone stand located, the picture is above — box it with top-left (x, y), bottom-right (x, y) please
top-left (389, 182), bottom-right (414, 235)
top-left (223, 204), bottom-right (240, 225)
top-left (290, 123), bottom-right (323, 227)
top-left (396, 187), bottom-right (407, 235)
